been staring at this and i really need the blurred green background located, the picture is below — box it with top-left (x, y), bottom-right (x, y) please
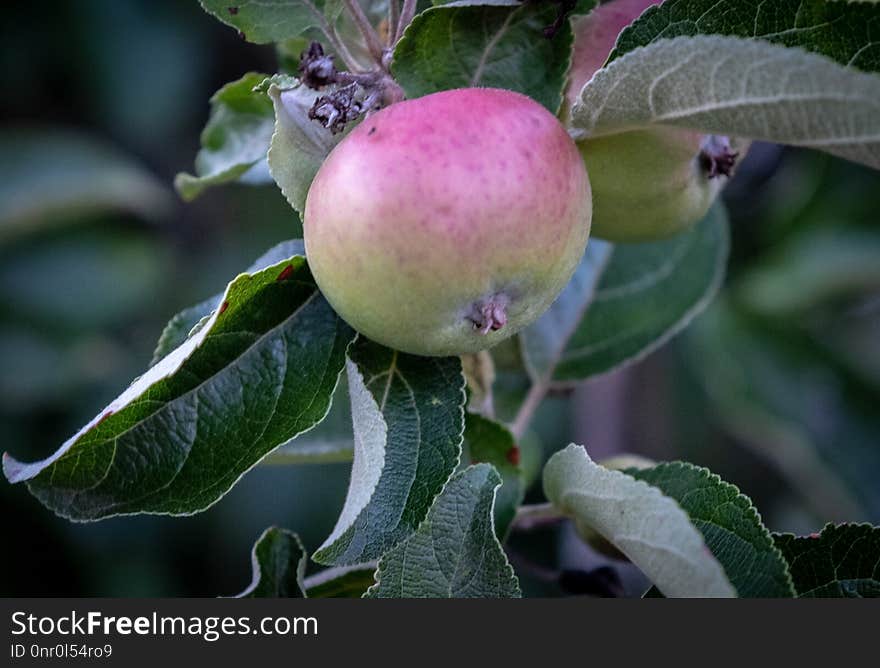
top-left (1, 0), bottom-right (878, 597)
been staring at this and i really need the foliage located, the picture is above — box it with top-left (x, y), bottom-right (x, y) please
top-left (4, 0), bottom-right (880, 598)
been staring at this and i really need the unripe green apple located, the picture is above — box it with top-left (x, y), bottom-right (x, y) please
top-left (567, 0), bottom-right (739, 242)
top-left (304, 88), bottom-right (591, 357)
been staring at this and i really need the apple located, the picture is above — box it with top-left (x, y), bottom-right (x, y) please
top-left (567, 0), bottom-right (739, 242)
top-left (304, 88), bottom-right (591, 356)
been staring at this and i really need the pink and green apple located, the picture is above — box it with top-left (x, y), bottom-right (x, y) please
top-left (567, 0), bottom-right (740, 242)
top-left (304, 88), bottom-right (592, 356)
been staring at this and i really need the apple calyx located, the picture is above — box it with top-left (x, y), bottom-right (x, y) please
top-left (468, 294), bottom-right (511, 334)
top-left (699, 135), bottom-right (739, 179)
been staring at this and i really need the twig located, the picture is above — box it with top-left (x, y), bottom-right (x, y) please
top-left (395, 0), bottom-right (417, 42)
top-left (510, 377), bottom-right (550, 440)
top-left (344, 0), bottom-right (387, 66)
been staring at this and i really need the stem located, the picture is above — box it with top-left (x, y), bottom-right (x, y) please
top-left (395, 0), bottom-right (417, 42)
top-left (388, 1), bottom-right (400, 46)
top-left (303, 0), bottom-right (361, 71)
top-left (328, 25), bottom-right (362, 72)
top-left (344, 0), bottom-right (387, 67)
top-left (508, 247), bottom-right (614, 441)
top-left (510, 377), bottom-right (550, 440)
top-left (511, 503), bottom-right (565, 532)
top-left (301, 562), bottom-right (377, 592)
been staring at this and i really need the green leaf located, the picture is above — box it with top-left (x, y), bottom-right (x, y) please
top-left (151, 239), bottom-right (305, 364)
top-left (3, 254), bottom-right (355, 520)
top-left (174, 73), bottom-right (275, 201)
top-left (304, 564), bottom-right (376, 598)
top-left (267, 81), bottom-right (349, 217)
top-left (547, 204), bottom-right (728, 383)
top-left (276, 38), bottom-right (314, 74)
top-left (236, 527), bottom-right (307, 597)
top-left (0, 128), bottom-right (170, 241)
top-left (198, 0), bottom-right (342, 44)
top-left (544, 444), bottom-right (736, 597)
top-left (490, 336), bottom-right (533, 423)
top-left (150, 296), bottom-right (219, 367)
top-left (573, 35), bottom-right (880, 169)
top-left (365, 464), bottom-right (521, 598)
top-left (313, 339), bottom-right (466, 565)
top-left (774, 524), bottom-right (880, 597)
top-left (627, 462), bottom-right (795, 597)
top-left (462, 412), bottom-right (524, 539)
top-left (610, 0), bottom-right (880, 74)
top-left (392, 0), bottom-right (577, 113)
top-left (520, 239), bottom-right (613, 382)
top-left (264, 374), bottom-right (354, 464)
top-left (153, 240), bottom-right (356, 467)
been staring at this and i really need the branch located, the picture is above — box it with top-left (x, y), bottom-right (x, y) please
top-left (344, 0), bottom-right (387, 66)
top-left (508, 248), bottom-right (614, 441)
top-left (510, 377), bottom-right (550, 440)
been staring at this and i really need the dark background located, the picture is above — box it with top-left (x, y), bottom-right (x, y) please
top-left (2, 0), bottom-right (878, 597)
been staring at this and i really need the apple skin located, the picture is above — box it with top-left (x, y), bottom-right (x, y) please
top-left (563, 0), bottom-right (662, 122)
top-left (304, 88), bottom-right (592, 357)
top-left (580, 128), bottom-right (724, 242)
top-left (566, 0), bottom-right (730, 242)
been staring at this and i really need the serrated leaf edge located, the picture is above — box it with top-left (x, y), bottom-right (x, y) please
top-left (364, 463), bottom-right (522, 598)
top-left (630, 460), bottom-right (796, 597)
top-left (545, 444), bottom-right (737, 597)
top-left (312, 351), bottom-right (468, 565)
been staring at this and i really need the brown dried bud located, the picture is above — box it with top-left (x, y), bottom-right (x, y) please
top-left (299, 41), bottom-right (337, 89)
top-left (308, 83), bottom-right (363, 134)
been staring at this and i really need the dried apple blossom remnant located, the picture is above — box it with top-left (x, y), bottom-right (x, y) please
top-left (699, 135), bottom-right (739, 179)
top-left (299, 41), bottom-right (337, 89)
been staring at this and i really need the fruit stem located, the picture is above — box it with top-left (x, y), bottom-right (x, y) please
top-left (388, 1), bottom-right (400, 46)
top-left (343, 0), bottom-right (388, 68)
top-left (328, 26), bottom-right (363, 73)
top-left (303, 0), bottom-right (362, 71)
top-left (396, 0), bottom-right (417, 43)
